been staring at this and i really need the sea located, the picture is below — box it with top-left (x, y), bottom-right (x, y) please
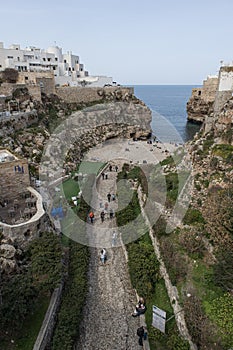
top-left (133, 85), bottom-right (201, 144)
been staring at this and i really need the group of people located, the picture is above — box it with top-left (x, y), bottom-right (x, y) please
top-left (134, 297), bottom-right (147, 346)
top-left (100, 207), bottom-right (114, 223)
top-left (109, 164), bottom-right (118, 172)
top-left (101, 164), bottom-right (119, 181)
top-left (107, 192), bottom-right (116, 202)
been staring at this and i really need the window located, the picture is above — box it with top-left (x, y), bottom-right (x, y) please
top-left (198, 90), bottom-right (201, 96)
top-left (68, 67), bottom-right (71, 71)
top-left (7, 56), bottom-right (13, 59)
top-left (55, 57), bottom-right (58, 61)
top-left (64, 59), bottom-right (67, 63)
top-left (25, 77), bottom-right (28, 80)
top-left (43, 58), bottom-right (46, 61)
top-left (48, 58), bottom-right (51, 62)
top-left (53, 66), bottom-right (56, 70)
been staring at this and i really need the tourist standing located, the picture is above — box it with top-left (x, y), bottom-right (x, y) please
top-left (100, 210), bottom-right (105, 223)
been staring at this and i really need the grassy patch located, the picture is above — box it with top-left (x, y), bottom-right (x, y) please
top-left (212, 144), bottom-right (233, 164)
top-left (78, 160), bottom-right (105, 175)
top-left (61, 178), bottom-right (79, 200)
top-left (160, 155), bottom-right (175, 167)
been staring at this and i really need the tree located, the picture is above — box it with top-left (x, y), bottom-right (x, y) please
top-left (29, 231), bottom-right (62, 291)
top-left (213, 247), bottom-right (233, 292)
top-left (1, 68), bottom-right (19, 83)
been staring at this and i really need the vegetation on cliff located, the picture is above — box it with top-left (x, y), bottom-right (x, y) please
top-left (0, 232), bottom-right (62, 349)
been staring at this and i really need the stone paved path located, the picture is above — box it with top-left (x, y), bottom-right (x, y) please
top-left (75, 164), bottom-right (142, 350)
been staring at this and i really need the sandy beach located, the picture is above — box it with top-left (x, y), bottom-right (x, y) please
top-left (85, 138), bottom-right (180, 165)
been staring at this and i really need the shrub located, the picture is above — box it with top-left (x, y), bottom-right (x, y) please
top-left (183, 208), bottom-right (205, 225)
top-left (184, 294), bottom-right (221, 349)
top-left (208, 293), bottom-right (233, 349)
top-left (52, 242), bottom-right (89, 350)
top-left (179, 229), bottom-right (206, 259)
top-left (160, 238), bottom-right (187, 284)
top-left (1, 68), bottom-right (18, 83)
top-left (127, 234), bottom-right (160, 298)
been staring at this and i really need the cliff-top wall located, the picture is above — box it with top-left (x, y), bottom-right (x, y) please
top-left (55, 86), bottom-right (134, 104)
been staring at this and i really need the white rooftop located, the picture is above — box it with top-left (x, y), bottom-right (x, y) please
top-left (0, 150), bottom-right (17, 163)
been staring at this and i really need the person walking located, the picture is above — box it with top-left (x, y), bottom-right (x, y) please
top-left (136, 326), bottom-right (145, 347)
top-left (109, 164), bottom-right (112, 171)
top-left (89, 211), bottom-right (94, 224)
top-left (100, 248), bottom-right (107, 264)
top-left (101, 172), bottom-right (105, 180)
top-left (100, 210), bottom-right (105, 223)
top-left (107, 193), bottom-right (111, 202)
top-left (109, 208), bottom-right (114, 219)
top-left (115, 165), bottom-right (118, 172)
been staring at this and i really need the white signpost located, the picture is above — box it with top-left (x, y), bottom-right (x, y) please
top-left (152, 305), bottom-right (166, 333)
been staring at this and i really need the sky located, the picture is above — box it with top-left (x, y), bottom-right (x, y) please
top-left (1, 0), bottom-right (233, 85)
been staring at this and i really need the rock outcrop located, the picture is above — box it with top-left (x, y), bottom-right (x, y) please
top-left (187, 76), bottom-right (218, 124)
top-left (187, 96), bottom-right (214, 124)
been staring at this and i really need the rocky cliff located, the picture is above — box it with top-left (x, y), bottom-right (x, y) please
top-left (186, 76), bottom-right (218, 124)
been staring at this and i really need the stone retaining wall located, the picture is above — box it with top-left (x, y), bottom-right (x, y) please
top-left (33, 281), bottom-right (65, 350)
top-left (55, 86), bottom-right (134, 104)
top-left (0, 82), bottom-right (42, 101)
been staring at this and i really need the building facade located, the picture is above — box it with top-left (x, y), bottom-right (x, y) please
top-left (0, 42), bottom-right (112, 87)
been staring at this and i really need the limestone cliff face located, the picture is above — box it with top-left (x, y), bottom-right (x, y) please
top-left (186, 94), bottom-right (214, 124)
top-left (186, 76), bottom-right (218, 124)
top-left (208, 97), bottom-right (233, 143)
top-left (40, 101), bottom-right (152, 178)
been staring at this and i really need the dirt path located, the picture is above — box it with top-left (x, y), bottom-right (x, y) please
top-left (75, 164), bottom-right (142, 350)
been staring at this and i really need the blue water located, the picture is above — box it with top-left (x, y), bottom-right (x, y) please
top-left (133, 85), bottom-right (201, 143)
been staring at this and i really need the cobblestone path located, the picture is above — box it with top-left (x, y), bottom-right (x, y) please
top-left (75, 163), bottom-right (142, 350)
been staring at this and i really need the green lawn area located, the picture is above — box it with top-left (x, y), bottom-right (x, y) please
top-left (78, 161), bottom-right (106, 175)
top-left (60, 178), bottom-right (80, 200)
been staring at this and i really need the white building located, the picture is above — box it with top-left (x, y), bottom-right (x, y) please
top-left (0, 42), bottom-right (112, 87)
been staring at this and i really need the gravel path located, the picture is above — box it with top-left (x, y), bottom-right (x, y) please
top-left (75, 164), bottom-right (142, 350)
